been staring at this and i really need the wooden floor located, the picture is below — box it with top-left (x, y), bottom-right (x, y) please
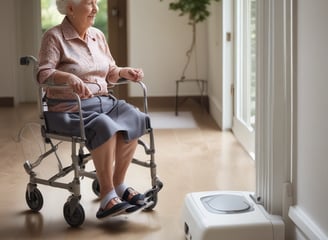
top-left (0, 101), bottom-right (255, 240)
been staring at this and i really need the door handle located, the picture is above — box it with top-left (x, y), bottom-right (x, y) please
top-left (111, 8), bottom-right (119, 17)
top-left (111, 7), bottom-right (124, 28)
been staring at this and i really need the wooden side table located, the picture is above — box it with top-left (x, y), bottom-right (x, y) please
top-left (175, 79), bottom-right (207, 116)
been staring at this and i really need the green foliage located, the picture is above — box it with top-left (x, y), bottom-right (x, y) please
top-left (41, 0), bottom-right (64, 31)
top-left (94, 0), bottom-right (108, 39)
top-left (160, 0), bottom-right (220, 24)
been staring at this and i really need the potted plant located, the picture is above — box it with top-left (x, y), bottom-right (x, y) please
top-left (160, 0), bottom-right (219, 80)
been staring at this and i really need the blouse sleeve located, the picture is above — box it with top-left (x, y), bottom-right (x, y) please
top-left (107, 65), bottom-right (121, 83)
top-left (99, 33), bottom-right (121, 83)
top-left (37, 30), bottom-right (61, 84)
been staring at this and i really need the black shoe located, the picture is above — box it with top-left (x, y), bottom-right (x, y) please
top-left (122, 187), bottom-right (146, 206)
top-left (96, 197), bottom-right (134, 219)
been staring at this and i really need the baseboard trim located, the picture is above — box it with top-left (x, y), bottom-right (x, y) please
top-left (289, 205), bottom-right (327, 240)
top-left (0, 97), bottom-right (14, 107)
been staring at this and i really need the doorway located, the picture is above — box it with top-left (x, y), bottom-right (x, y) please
top-left (232, 0), bottom-right (257, 159)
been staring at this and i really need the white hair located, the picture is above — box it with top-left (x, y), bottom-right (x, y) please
top-left (56, 0), bottom-right (81, 15)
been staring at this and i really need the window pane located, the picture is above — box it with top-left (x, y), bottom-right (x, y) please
top-left (41, 0), bottom-right (63, 32)
top-left (248, 0), bottom-right (256, 129)
top-left (236, 0), bottom-right (256, 130)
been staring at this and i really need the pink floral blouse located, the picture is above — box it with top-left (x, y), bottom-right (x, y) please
top-left (38, 17), bottom-right (120, 111)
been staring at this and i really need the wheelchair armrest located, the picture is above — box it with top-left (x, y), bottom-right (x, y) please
top-left (41, 83), bottom-right (86, 141)
top-left (109, 78), bottom-right (130, 86)
top-left (109, 78), bottom-right (149, 113)
top-left (20, 55), bottom-right (86, 141)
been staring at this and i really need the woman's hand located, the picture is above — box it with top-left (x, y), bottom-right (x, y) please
top-left (52, 71), bottom-right (93, 98)
top-left (68, 75), bottom-right (93, 98)
top-left (119, 67), bottom-right (144, 82)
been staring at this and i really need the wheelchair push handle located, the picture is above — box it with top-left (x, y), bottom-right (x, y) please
top-left (20, 56), bottom-right (38, 66)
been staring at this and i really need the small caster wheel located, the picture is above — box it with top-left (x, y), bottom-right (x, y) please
top-left (144, 179), bottom-right (163, 211)
top-left (144, 190), bottom-right (158, 211)
top-left (63, 201), bottom-right (85, 227)
top-left (92, 178), bottom-right (100, 197)
top-left (25, 188), bottom-right (43, 212)
top-left (156, 179), bottom-right (164, 191)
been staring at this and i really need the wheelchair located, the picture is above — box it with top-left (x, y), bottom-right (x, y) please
top-left (18, 56), bottom-right (163, 227)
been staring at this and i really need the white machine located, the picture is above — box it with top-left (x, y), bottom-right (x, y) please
top-left (182, 191), bottom-right (284, 240)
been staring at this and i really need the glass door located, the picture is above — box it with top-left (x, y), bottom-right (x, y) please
top-left (232, 0), bottom-right (257, 159)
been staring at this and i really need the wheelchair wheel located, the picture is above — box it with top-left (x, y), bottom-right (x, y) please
top-left (25, 188), bottom-right (43, 212)
top-left (63, 201), bottom-right (85, 228)
top-left (92, 178), bottom-right (100, 197)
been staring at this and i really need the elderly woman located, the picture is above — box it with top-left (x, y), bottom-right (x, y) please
top-left (38, 0), bottom-right (148, 219)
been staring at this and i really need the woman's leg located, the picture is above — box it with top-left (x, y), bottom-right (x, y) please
top-left (90, 133), bottom-right (138, 211)
top-left (90, 135), bottom-right (117, 200)
top-left (113, 133), bottom-right (138, 187)
top-left (113, 134), bottom-right (145, 206)
top-left (91, 133), bottom-right (140, 218)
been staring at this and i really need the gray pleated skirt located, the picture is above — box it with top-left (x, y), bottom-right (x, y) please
top-left (44, 96), bottom-right (149, 150)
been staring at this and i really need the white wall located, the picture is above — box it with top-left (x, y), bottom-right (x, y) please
top-left (207, 1), bottom-right (223, 128)
top-left (290, 0), bottom-right (328, 238)
top-left (127, 0), bottom-right (226, 128)
top-left (0, 0), bottom-right (40, 104)
top-left (127, 0), bottom-right (209, 98)
top-left (0, 1), bottom-right (18, 103)
top-left (207, 0), bottom-right (233, 130)
top-left (16, 0), bottom-right (41, 102)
